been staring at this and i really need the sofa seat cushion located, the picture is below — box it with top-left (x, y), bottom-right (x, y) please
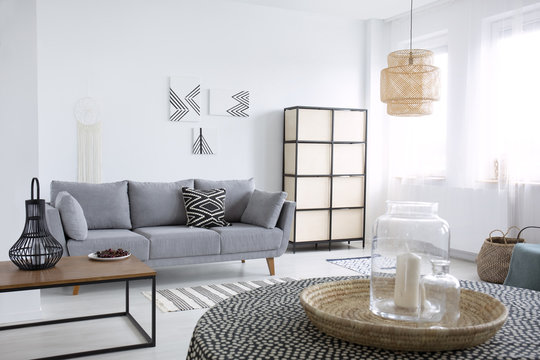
top-left (210, 223), bottom-right (283, 254)
top-left (129, 179), bottom-right (194, 228)
top-left (66, 229), bottom-right (150, 261)
top-left (134, 226), bottom-right (220, 259)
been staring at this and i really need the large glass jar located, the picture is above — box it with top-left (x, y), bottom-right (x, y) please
top-left (370, 201), bottom-right (450, 321)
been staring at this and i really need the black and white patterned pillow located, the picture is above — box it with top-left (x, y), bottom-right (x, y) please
top-left (181, 187), bottom-right (230, 228)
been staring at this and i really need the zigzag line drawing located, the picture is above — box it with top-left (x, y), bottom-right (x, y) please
top-left (227, 91), bottom-right (249, 117)
top-left (169, 88), bottom-right (189, 121)
top-left (185, 85), bottom-right (201, 115)
top-left (192, 128), bottom-right (213, 155)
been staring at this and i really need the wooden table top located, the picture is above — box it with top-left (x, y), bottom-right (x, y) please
top-left (0, 256), bottom-right (156, 291)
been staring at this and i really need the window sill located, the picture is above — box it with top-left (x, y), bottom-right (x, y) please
top-left (393, 176), bottom-right (446, 181)
top-left (477, 179), bottom-right (540, 186)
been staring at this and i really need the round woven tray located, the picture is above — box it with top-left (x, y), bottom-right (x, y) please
top-left (299, 279), bottom-right (508, 352)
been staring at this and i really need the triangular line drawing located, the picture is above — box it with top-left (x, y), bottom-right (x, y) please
top-left (192, 128), bottom-right (214, 155)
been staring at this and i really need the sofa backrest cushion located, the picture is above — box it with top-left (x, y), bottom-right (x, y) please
top-left (129, 179), bottom-right (194, 228)
top-left (241, 189), bottom-right (287, 229)
top-left (50, 180), bottom-right (132, 230)
top-left (194, 178), bottom-right (255, 222)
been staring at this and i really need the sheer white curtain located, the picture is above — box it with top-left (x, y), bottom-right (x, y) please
top-left (477, 3), bottom-right (540, 240)
top-left (476, 3), bottom-right (540, 183)
top-left (384, 0), bottom-right (540, 250)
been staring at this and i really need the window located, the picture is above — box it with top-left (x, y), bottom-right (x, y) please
top-left (388, 47), bottom-right (448, 179)
top-left (483, 9), bottom-right (540, 183)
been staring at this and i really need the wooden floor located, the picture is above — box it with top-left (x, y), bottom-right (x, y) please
top-left (0, 243), bottom-right (479, 359)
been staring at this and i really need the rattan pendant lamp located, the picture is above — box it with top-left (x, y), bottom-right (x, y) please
top-left (381, 0), bottom-right (440, 116)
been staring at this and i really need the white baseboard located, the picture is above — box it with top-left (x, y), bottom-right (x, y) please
top-left (450, 248), bottom-right (477, 262)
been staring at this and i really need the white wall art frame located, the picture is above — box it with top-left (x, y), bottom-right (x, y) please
top-left (209, 89), bottom-right (250, 117)
top-left (169, 76), bottom-right (201, 122)
top-left (192, 128), bottom-right (218, 155)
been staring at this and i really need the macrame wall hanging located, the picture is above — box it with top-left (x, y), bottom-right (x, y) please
top-left (75, 97), bottom-right (102, 183)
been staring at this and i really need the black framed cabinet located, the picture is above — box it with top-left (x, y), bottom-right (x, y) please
top-left (283, 106), bottom-right (367, 252)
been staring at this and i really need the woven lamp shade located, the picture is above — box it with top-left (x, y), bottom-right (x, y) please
top-left (381, 49), bottom-right (440, 116)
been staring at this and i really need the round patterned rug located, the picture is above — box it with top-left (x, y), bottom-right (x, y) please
top-left (187, 276), bottom-right (540, 359)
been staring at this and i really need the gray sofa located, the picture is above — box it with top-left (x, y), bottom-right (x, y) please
top-left (45, 178), bottom-right (295, 276)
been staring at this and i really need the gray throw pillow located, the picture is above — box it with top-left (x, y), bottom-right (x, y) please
top-left (195, 178), bottom-right (255, 222)
top-left (241, 189), bottom-right (287, 229)
top-left (54, 191), bottom-right (88, 240)
top-left (50, 180), bottom-right (132, 230)
top-left (129, 179), bottom-right (194, 228)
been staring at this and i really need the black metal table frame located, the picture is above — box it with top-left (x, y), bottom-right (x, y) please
top-left (0, 275), bottom-right (156, 360)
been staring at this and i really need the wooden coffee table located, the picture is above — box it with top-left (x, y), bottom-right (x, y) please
top-left (0, 256), bottom-right (156, 359)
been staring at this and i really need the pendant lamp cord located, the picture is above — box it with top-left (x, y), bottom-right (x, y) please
top-left (409, 0), bottom-right (413, 65)
top-left (409, 0), bottom-right (413, 52)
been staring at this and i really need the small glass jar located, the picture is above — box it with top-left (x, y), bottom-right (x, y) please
top-left (421, 260), bottom-right (460, 326)
top-left (370, 201), bottom-right (450, 321)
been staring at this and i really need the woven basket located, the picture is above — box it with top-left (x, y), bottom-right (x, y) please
top-left (477, 227), bottom-right (525, 284)
top-left (299, 279), bottom-right (507, 352)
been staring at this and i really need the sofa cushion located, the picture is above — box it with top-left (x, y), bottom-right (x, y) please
top-left (241, 189), bottom-right (287, 229)
top-left (66, 229), bottom-right (150, 261)
top-left (194, 178), bottom-right (255, 222)
top-left (182, 187), bottom-right (230, 228)
top-left (210, 223), bottom-right (283, 254)
top-left (129, 179), bottom-right (194, 228)
top-left (51, 180), bottom-right (132, 230)
top-left (134, 226), bottom-right (220, 259)
top-left (54, 191), bottom-right (88, 240)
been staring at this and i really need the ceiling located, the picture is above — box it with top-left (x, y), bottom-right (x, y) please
top-left (229, 0), bottom-right (444, 20)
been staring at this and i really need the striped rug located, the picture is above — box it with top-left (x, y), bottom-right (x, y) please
top-left (142, 277), bottom-right (297, 312)
top-left (326, 256), bottom-right (396, 274)
top-left (326, 256), bottom-right (372, 274)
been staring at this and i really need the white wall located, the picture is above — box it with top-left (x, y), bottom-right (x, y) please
top-left (0, 0), bottom-right (42, 323)
top-left (0, 0), bottom-right (39, 259)
top-left (36, 0), bottom-right (366, 200)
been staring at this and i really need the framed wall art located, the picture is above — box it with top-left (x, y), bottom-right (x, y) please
top-left (209, 89), bottom-right (250, 117)
top-left (170, 76), bottom-right (201, 122)
top-left (192, 128), bottom-right (217, 155)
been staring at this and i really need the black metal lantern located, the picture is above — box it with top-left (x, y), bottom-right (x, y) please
top-left (9, 178), bottom-right (63, 270)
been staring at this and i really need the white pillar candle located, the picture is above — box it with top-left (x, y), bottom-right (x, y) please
top-left (394, 252), bottom-right (422, 309)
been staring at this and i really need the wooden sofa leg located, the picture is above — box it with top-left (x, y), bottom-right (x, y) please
top-left (266, 257), bottom-right (275, 276)
top-left (72, 285), bottom-right (80, 296)
top-left (241, 259), bottom-right (245, 263)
